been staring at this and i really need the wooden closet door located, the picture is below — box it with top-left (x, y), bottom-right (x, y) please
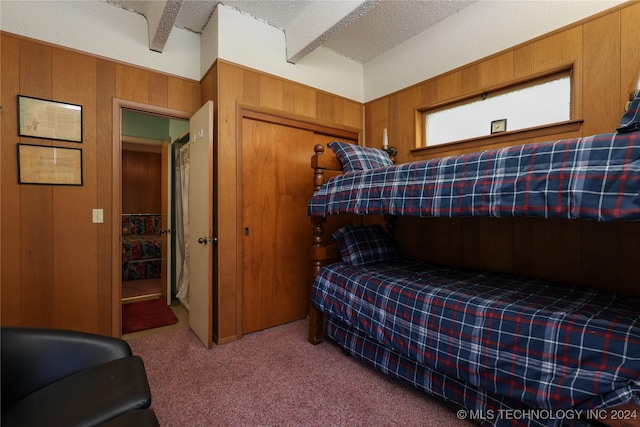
top-left (241, 119), bottom-right (317, 334)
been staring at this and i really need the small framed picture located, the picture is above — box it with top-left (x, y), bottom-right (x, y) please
top-left (490, 119), bottom-right (507, 134)
top-left (17, 143), bottom-right (83, 186)
top-left (18, 95), bottom-right (83, 143)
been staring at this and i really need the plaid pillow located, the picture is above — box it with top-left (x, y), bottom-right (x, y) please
top-left (327, 141), bottom-right (393, 172)
top-left (618, 91), bottom-right (640, 133)
top-left (331, 224), bottom-right (398, 266)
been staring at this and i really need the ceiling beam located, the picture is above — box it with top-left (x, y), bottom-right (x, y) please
top-left (284, 0), bottom-right (379, 64)
top-left (109, 0), bottom-right (186, 53)
top-left (146, 0), bottom-right (184, 52)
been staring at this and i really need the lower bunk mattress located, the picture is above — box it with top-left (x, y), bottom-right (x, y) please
top-left (312, 258), bottom-right (640, 426)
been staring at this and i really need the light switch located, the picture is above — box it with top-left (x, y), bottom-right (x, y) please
top-left (92, 209), bottom-right (104, 223)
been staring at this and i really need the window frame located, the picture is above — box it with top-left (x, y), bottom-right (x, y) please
top-left (414, 65), bottom-right (581, 156)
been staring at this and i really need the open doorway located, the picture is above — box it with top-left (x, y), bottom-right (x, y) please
top-left (118, 106), bottom-right (189, 336)
top-left (112, 99), bottom-right (214, 346)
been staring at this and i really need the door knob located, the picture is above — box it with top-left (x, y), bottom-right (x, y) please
top-left (197, 237), bottom-right (218, 245)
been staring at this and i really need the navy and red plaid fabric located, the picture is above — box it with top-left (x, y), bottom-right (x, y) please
top-left (326, 317), bottom-right (553, 427)
top-left (312, 258), bottom-right (640, 424)
top-left (309, 132), bottom-right (640, 221)
top-left (327, 140), bottom-right (394, 172)
top-left (331, 224), bottom-right (398, 266)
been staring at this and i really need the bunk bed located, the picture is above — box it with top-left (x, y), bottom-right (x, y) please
top-left (307, 88), bottom-right (640, 427)
top-left (121, 214), bottom-right (162, 281)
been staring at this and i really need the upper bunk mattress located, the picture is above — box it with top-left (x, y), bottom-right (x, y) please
top-left (307, 132), bottom-right (640, 221)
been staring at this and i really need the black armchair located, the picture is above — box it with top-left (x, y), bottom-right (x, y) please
top-left (1, 327), bottom-right (159, 427)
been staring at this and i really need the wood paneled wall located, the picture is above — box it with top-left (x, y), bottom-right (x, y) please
top-left (366, 3), bottom-right (640, 296)
top-left (2, 2), bottom-right (638, 338)
top-left (122, 150), bottom-right (162, 214)
top-left (1, 32), bottom-right (200, 335)
top-left (201, 60), bottom-right (363, 343)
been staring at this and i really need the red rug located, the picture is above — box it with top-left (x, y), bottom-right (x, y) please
top-left (122, 298), bottom-right (179, 334)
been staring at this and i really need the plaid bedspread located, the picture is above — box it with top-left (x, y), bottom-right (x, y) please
top-left (312, 258), bottom-right (640, 419)
top-left (308, 132), bottom-right (640, 221)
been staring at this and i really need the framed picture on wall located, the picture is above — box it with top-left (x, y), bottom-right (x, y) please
top-left (17, 95), bottom-right (83, 143)
top-left (17, 143), bottom-right (83, 186)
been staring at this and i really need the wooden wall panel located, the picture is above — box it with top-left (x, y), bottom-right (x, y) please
top-left (19, 39), bottom-right (55, 327)
top-left (149, 73), bottom-right (168, 107)
top-left (242, 70), bottom-right (260, 106)
top-left (293, 85), bottom-right (317, 118)
top-left (121, 150), bottom-right (162, 214)
top-left (621, 3), bottom-right (640, 108)
top-left (96, 59), bottom-right (117, 335)
top-left (51, 48), bottom-right (99, 331)
top-left (582, 12), bottom-right (620, 135)
top-left (259, 74), bottom-right (284, 110)
top-left (366, 3), bottom-right (640, 295)
top-left (460, 64), bottom-right (480, 95)
top-left (436, 71), bottom-right (462, 103)
top-left (419, 79), bottom-right (438, 107)
top-left (389, 86), bottom-right (420, 163)
top-left (317, 92), bottom-right (337, 124)
top-left (20, 40), bottom-right (52, 94)
top-left (1, 35), bottom-right (22, 323)
top-left (340, 99), bottom-right (363, 130)
top-left (513, 44), bottom-right (535, 78)
top-left (115, 64), bottom-right (150, 103)
top-left (283, 82), bottom-right (297, 113)
top-left (461, 217), bottom-right (513, 272)
top-left (364, 97), bottom-right (389, 150)
top-left (213, 63), bottom-right (243, 343)
top-left (479, 52), bottom-right (514, 88)
top-left (532, 27), bottom-right (581, 73)
top-left (619, 222), bottom-right (640, 292)
top-left (1, 32), bottom-right (199, 335)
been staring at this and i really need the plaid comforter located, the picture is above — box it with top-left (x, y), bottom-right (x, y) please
top-left (312, 258), bottom-right (640, 423)
top-left (308, 132), bottom-right (640, 221)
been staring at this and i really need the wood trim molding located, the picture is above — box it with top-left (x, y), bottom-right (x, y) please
top-left (122, 135), bottom-right (164, 145)
top-left (239, 104), bottom-right (362, 141)
top-left (411, 119), bottom-right (583, 158)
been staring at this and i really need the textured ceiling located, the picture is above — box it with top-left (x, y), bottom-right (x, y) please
top-left (105, 0), bottom-right (476, 63)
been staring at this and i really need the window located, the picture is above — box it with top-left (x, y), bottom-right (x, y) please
top-left (424, 71), bottom-right (572, 146)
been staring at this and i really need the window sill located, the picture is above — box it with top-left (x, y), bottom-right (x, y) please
top-left (410, 119), bottom-right (584, 158)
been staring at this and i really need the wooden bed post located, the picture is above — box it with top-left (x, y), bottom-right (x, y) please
top-left (628, 63), bottom-right (640, 104)
top-left (309, 218), bottom-right (326, 344)
top-left (309, 144), bottom-right (327, 344)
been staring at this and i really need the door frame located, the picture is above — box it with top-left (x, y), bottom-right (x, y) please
top-left (111, 98), bottom-right (192, 337)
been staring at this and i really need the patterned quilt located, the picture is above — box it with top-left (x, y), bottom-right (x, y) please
top-left (122, 214), bottom-right (162, 281)
top-left (312, 258), bottom-right (640, 421)
top-left (121, 236), bottom-right (161, 263)
top-left (308, 132), bottom-right (640, 221)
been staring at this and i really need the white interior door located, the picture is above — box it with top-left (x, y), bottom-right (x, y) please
top-left (188, 101), bottom-right (214, 348)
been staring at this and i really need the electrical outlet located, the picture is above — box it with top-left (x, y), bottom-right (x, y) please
top-left (92, 209), bottom-right (104, 223)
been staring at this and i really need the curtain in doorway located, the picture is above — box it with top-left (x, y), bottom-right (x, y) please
top-left (175, 143), bottom-right (190, 300)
